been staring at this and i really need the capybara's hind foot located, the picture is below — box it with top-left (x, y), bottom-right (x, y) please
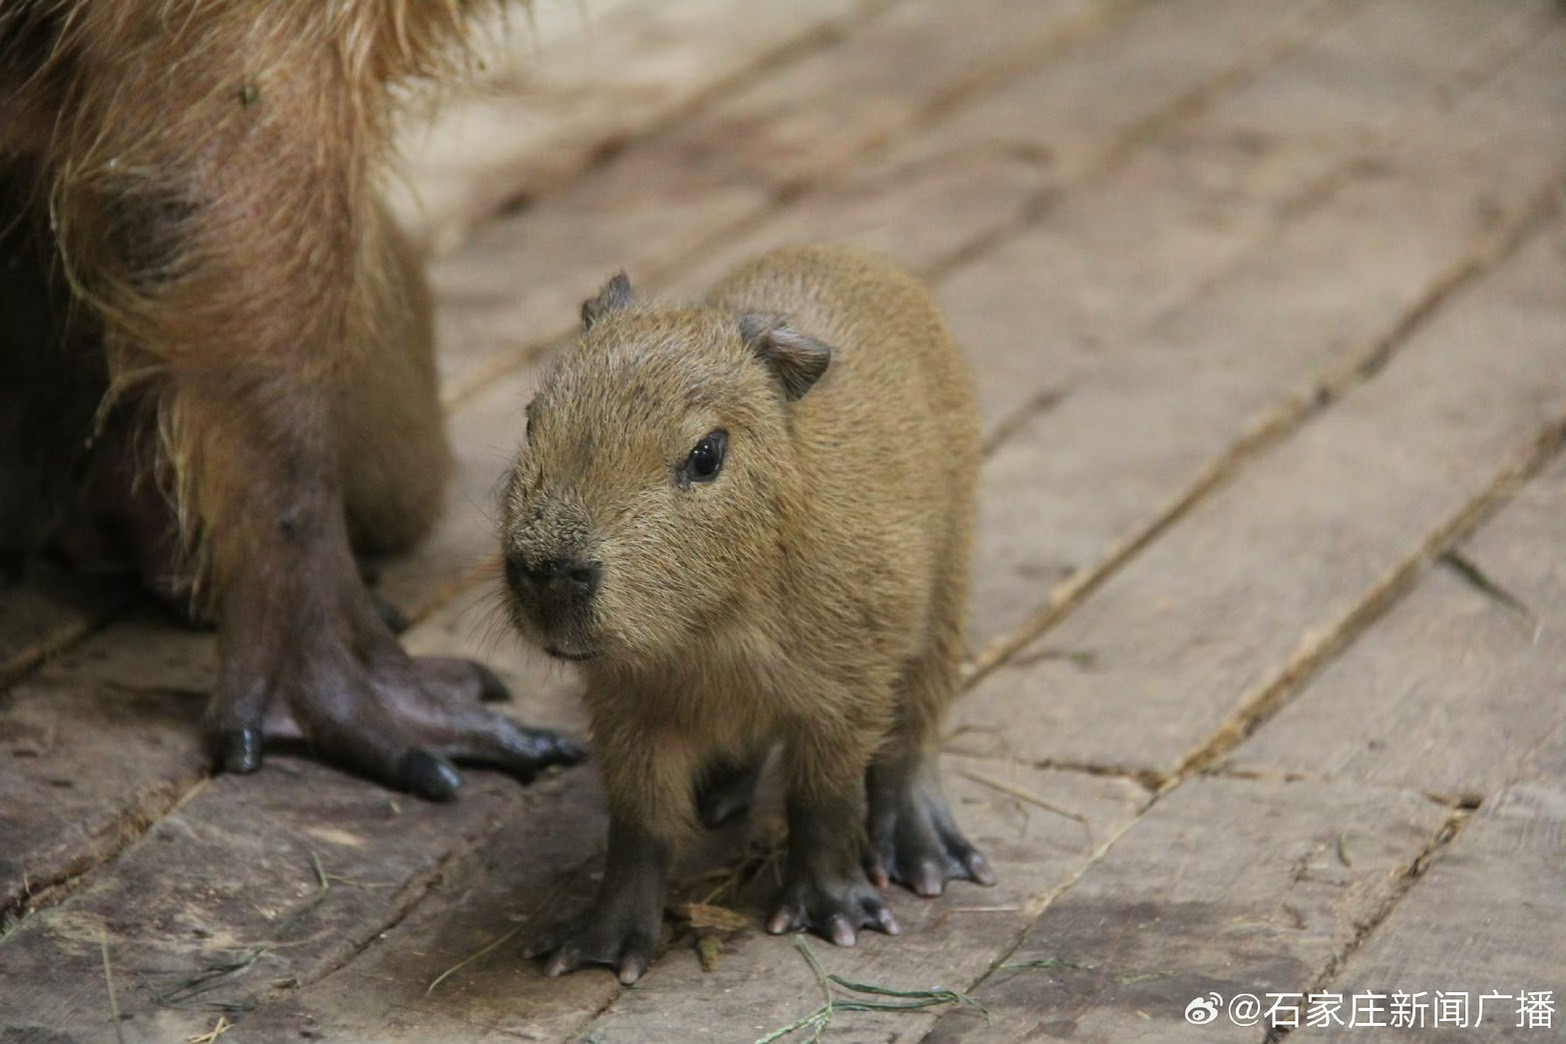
top-left (695, 753), bottom-right (764, 828)
top-left (867, 754), bottom-right (996, 897)
top-left (207, 583), bottom-right (585, 800)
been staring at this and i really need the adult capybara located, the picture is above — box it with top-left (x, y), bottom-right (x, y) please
top-left (0, 2), bottom-right (581, 797)
top-left (501, 245), bottom-right (994, 983)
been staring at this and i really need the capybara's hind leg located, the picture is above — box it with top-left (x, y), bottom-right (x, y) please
top-left (22, 0), bottom-right (583, 797)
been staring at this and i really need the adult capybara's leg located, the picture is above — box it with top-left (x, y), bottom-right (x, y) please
top-left (17, 0), bottom-right (582, 796)
top-left (335, 201), bottom-right (450, 558)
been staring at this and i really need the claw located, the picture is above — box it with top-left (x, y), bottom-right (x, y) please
top-left (368, 590), bottom-right (410, 634)
top-left (544, 918), bottom-right (657, 982)
top-left (219, 728), bottom-right (263, 774)
top-left (827, 915), bottom-right (856, 948)
top-left (869, 756), bottom-right (996, 898)
top-left (543, 947), bottom-right (576, 978)
top-left (911, 860), bottom-right (945, 898)
top-left (964, 850), bottom-right (997, 887)
top-left (472, 662), bottom-right (511, 703)
top-left (397, 748), bottom-right (462, 801)
top-left (618, 953), bottom-right (648, 985)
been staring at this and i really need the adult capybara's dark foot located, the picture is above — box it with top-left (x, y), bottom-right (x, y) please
top-left (206, 584), bottom-right (584, 799)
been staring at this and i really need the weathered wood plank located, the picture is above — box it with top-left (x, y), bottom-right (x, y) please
top-left (1307, 783), bottom-right (1566, 1043)
top-left (226, 758), bottom-right (1149, 1043)
top-left (917, 777), bottom-right (1452, 1043)
top-left (0, 750), bottom-right (589, 1043)
top-left (0, 684), bottom-right (204, 919)
top-left (662, 0), bottom-right (1355, 300)
top-left (426, 0), bottom-right (1142, 403)
top-left (1459, 444), bottom-right (1566, 628)
top-left (234, 766), bottom-right (618, 1044)
top-left (965, 12), bottom-right (1566, 646)
top-left (1212, 0), bottom-right (1556, 147)
top-left (1228, 455), bottom-right (1566, 799)
top-left (392, 0), bottom-right (875, 255)
top-left (953, 215), bottom-right (1566, 779)
top-left (0, 567), bottom-right (135, 689)
top-left (878, 0), bottom-right (1360, 182)
top-left (29, 603), bottom-right (215, 697)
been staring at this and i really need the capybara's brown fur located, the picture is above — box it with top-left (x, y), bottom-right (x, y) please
top-left (0, 1), bottom-right (581, 795)
top-left (501, 245), bottom-right (994, 983)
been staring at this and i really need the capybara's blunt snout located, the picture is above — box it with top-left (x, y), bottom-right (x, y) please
top-left (504, 551), bottom-right (603, 659)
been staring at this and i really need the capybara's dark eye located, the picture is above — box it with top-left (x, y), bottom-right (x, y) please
top-left (684, 430), bottom-right (727, 484)
top-left (524, 401), bottom-right (536, 441)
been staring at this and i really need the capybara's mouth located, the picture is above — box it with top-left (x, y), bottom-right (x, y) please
top-left (545, 645), bottom-right (599, 663)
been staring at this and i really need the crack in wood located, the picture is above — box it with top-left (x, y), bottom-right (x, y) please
top-left (1174, 418), bottom-right (1566, 785)
top-left (1, 774), bottom-right (210, 934)
top-left (1258, 805), bottom-right (1477, 1043)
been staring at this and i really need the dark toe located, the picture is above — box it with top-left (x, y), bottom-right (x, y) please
top-left (473, 662), bottom-right (511, 703)
top-left (397, 748), bottom-right (463, 801)
top-left (368, 591), bottom-right (410, 634)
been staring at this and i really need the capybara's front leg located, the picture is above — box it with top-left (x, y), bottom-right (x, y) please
top-left (546, 729), bottom-right (692, 983)
top-left (767, 727), bottom-right (899, 946)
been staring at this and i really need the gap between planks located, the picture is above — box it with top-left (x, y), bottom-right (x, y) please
top-left (1173, 420), bottom-right (1566, 784)
top-left (1254, 805), bottom-right (1478, 1044)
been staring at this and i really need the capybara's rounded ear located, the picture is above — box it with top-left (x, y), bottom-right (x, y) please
top-left (738, 313), bottom-right (832, 401)
top-left (581, 272), bottom-right (634, 329)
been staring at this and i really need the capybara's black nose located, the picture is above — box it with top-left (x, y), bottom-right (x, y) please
top-left (507, 554), bottom-right (600, 606)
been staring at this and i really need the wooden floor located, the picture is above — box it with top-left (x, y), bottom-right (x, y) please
top-left (3, 1), bottom-right (1563, 1041)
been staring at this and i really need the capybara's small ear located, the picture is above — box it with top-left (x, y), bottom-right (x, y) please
top-left (582, 272), bottom-right (634, 329)
top-left (739, 313), bottom-right (832, 401)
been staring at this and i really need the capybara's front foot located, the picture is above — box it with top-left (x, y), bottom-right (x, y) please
top-left (769, 790), bottom-right (901, 945)
top-left (545, 822), bottom-right (670, 984)
top-left (544, 905), bottom-right (662, 985)
top-left (867, 755), bottom-right (996, 897)
top-left (766, 864), bottom-right (900, 947)
top-left (206, 580), bottom-right (585, 799)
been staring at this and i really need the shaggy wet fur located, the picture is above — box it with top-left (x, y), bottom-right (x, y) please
top-left (0, 0), bottom-right (582, 797)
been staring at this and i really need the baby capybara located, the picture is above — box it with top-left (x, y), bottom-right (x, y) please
top-left (502, 246), bottom-right (994, 983)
